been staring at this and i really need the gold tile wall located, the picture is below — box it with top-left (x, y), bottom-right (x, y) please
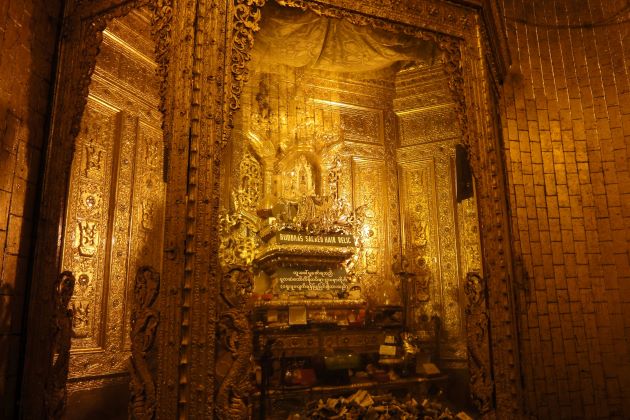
top-left (501, 0), bottom-right (630, 417)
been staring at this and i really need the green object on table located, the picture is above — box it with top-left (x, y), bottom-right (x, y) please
top-left (324, 351), bottom-right (361, 370)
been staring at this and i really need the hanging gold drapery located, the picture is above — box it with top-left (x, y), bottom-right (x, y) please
top-left (251, 3), bottom-right (437, 75)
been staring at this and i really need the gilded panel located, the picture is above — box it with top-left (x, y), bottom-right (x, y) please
top-left (343, 142), bottom-right (384, 159)
top-left (457, 192), bottom-right (482, 277)
top-left (302, 73), bottom-right (394, 111)
top-left (393, 90), bottom-right (453, 113)
top-left (396, 141), bottom-right (456, 164)
top-left (434, 152), bottom-right (465, 362)
top-left (393, 64), bottom-right (450, 106)
top-left (351, 158), bottom-right (398, 305)
top-left (103, 112), bottom-right (136, 357)
top-left (397, 105), bottom-right (459, 146)
top-left (399, 159), bottom-right (439, 313)
top-left (103, 10), bottom-right (155, 61)
top-left (61, 12), bottom-right (165, 384)
top-left (123, 120), bottom-right (165, 349)
top-left (311, 100), bottom-right (383, 145)
top-left (62, 97), bottom-right (120, 350)
top-left (98, 32), bottom-right (158, 94)
top-left (398, 141), bottom-right (467, 362)
top-left (384, 110), bottom-right (401, 293)
top-left (66, 103), bottom-right (164, 380)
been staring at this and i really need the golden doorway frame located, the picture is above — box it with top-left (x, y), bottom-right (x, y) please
top-left (22, 0), bottom-right (519, 418)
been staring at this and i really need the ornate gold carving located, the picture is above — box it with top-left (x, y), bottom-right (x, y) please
top-left (71, 299), bottom-right (91, 338)
top-left (465, 272), bottom-right (493, 414)
top-left (237, 149), bottom-right (263, 212)
top-left (141, 200), bottom-right (156, 230)
top-left (223, 0), bottom-right (268, 150)
top-left (45, 271), bottom-right (76, 420)
top-left (282, 155), bottom-right (317, 200)
top-left (128, 266), bottom-right (160, 420)
top-left (216, 206), bottom-right (258, 418)
top-left (145, 0), bottom-right (172, 184)
top-left (110, 113), bottom-right (139, 355)
top-left (218, 210), bottom-right (259, 270)
top-left (341, 109), bottom-right (380, 144)
top-left (397, 105), bottom-right (458, 146)
top-left (398, 139), bottom-right (471, 362)
top-left (230, 0), bottom-right (267, 112)
top-left (216, 308), bottom-right (254, 420)
top-left (56, 9), bottom-right (167, 402)
top-left (80, 189), bottom-right (102, 214)
top-left (84, 140), bottom-right (105, 178)
top-left (304, 75), bottom-right (394, 110)
top-left (311, 101), bottom-right (383, 145)
top-left (77, 220), bottom-right (99, 257)
top-left (64, 100), bottom-right (118, 351)
top-left (458, 193), bottom-right (482, 276)
top-left (351, 158), bottom-right (394, 304)
top-left (384, 108), bottom-right (402, 302)
top-left (400, 161), bottom-right (436, 307)
top-left (142, 130), bottom-right (162, 169)
top-left (129, 120), bottom-right (165, 273)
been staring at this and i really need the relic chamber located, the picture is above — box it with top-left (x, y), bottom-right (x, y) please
top-left (216, 3), bottom-right (483, 417)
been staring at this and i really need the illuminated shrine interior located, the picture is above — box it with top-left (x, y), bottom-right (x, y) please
top-left (6, 0), bottom-right (630, 418)
top-left (220, 3), bottom-right (483, 417)
top-left (34, 3), bottom-right (482, 419)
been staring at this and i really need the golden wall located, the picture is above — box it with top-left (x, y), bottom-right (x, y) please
top-left (501, 0), bottom-right (630, 417)
top-left (60, 10), bottom-right (164, 391)
top-left (395, 64), bottom-right (482, 366)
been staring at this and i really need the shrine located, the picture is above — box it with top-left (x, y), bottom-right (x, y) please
top-left (17, 1), bottom-right (511, 418)
top-left (6, 0), bottom-right (626, 419)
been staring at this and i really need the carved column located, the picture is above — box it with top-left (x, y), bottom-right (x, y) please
top-left (44, 271), bottom-right (76, 420)
top-left (157, 0), bottom-right (236, 417)
top-left (128, 266), bottom-right (161, 420)
top-left (465, 272), bottom-right (494, 414)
